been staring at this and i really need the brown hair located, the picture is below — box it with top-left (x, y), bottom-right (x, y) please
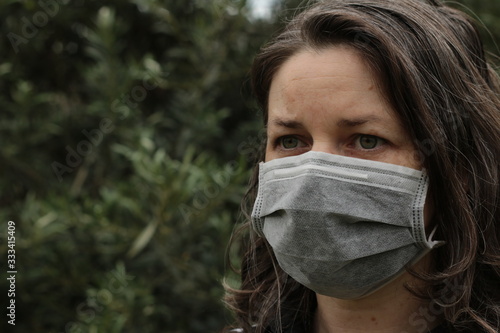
top-left (224, 1), bottom-right (500, 332)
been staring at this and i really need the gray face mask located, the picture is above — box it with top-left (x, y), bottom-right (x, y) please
top-left (251, 151), bottom-right (444, 300)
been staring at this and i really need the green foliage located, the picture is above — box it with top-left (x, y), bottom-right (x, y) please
top-left (449, 0), bottom-right (500, 60)
top-left (0, 0), bottom-right (272, 332)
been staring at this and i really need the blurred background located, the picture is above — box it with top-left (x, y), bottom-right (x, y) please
top-left (0, 0), bottom-right (498, 332)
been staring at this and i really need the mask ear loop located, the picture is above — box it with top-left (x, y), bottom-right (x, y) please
top-left (413, 171), bottom-right (444, 249)
top-left (427, 225), bottom-right (446, 248)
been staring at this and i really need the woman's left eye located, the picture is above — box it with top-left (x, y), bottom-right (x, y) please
top-left (356, 135), bottom-right (385, 150)
top-left (279, 136), bottom-right (301, 149)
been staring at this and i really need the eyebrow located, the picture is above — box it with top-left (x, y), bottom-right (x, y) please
top-left (270, 119), bottom-right (305, 129)
top-left (270, 116), bottom-right (383, 129)
top-left (336, 116), bottom-right (383, 127)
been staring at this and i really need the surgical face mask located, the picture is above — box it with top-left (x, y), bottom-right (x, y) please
top-left (251, 151), bottom-right (443, 300)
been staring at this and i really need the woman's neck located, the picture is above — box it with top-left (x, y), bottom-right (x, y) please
top-left (313, 266), bottom-right (443, 333)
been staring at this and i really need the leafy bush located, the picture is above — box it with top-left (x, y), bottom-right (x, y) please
top-left (0, 0), bottom-right (271, 331)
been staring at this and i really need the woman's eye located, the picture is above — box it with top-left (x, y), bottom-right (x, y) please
top-left (357, 135), bottom-right (384, 149)
top-left (279, 136), bottom-right (301, 149)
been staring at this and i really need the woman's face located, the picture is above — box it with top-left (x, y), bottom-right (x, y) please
top-left (265, 46), bottom-right (420, 170)
top-left (265, 45), bottom-right (435, 275)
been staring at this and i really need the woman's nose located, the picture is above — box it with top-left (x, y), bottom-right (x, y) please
top-left (311, 140), bottom-right (341, 156)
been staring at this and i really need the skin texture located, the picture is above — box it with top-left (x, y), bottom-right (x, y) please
top-left (266, 46), bottom-right (439, 333)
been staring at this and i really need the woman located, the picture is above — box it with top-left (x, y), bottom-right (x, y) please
top-left (224, 0), bottom-right (500, 332)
